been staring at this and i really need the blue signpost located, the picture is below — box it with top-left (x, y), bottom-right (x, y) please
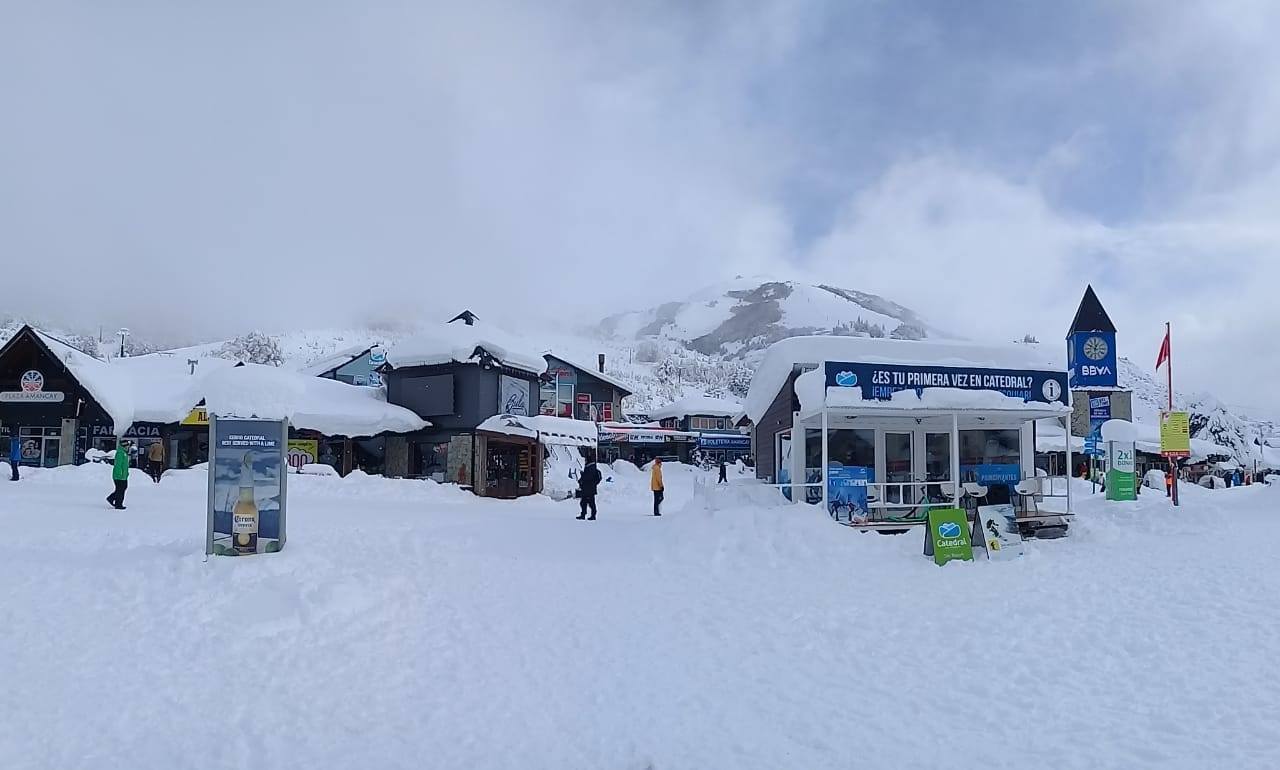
top-left (1086, 396), bottom-right (1111, 491)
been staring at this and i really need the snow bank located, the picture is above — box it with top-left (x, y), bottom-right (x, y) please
top-left (747, 335), bottom-right (1065, 422)
top-left (202, 364), bottom-right (428, 437)
top-left (648, 394), bottom-right (743, 421)
top-left (386, 321), bottom-right (546, 375)
top-left (1100, 419), bottom-right (1138, 443)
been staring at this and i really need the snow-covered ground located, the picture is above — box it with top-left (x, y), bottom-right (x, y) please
top-left (2, 464), bottom-right (1279, 769)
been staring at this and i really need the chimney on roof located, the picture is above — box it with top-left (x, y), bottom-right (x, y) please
top-left (449, 310), bottom-right (479, 326)
top-left (597, 353), bottom-right (605, 373)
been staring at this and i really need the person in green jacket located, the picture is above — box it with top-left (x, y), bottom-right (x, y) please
top-left (106, 439), bottom-right (132, 509)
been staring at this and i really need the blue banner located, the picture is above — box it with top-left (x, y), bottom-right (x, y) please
top-left (824, 361), bottom-right (1069, 406)
top-left (697, 434), bottom-right (752, 450)
top-left (1068, 332), bottom-right (1118, 389)
top-left (827, 464), bottom-right (870, 521)
top-left (962, 463), bottom-right (1022, 485)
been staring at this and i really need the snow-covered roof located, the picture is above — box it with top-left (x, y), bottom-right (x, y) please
top-left (295, 344), bottom-right (374, 377)
top-left (24, 331), bottom-right (240, 431)
top-left (31, 330), bottom-right (134, 429)
top-left (648, 395), bottom-right (743, 421)
top-left (544, 352), bottom-right (634, 395)
top-left (201, 364), bottom-right (428, 437)
top-left (111, 352), bottom-right (239, 424)
top-left (747, 335), bottom-right (1066, 423)
top-left (476, 414), bottom-right (598, 447)
top-left (386, 322), bottom-right (546, 376)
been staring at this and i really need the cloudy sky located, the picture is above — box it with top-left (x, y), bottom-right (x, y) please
top-left (2, 1), bottom-right (1277, 409)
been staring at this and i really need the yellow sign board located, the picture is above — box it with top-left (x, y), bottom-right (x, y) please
top-left (286, 439), bottom-right (319, 471)
top-left (1160, 411), bottom-right (1191, 458)
top-left (181, 407), bottom-right (209, 426)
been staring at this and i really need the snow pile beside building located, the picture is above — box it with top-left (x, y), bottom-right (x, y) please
top-left (202, 364), bottom-right (428, 437)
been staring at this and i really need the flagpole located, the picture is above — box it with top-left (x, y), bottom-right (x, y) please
top-left (1166, 321), bottom-right (1179, 507)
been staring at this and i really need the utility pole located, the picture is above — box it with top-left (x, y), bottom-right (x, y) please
top-left (117, 327), bottom-right (130, 358)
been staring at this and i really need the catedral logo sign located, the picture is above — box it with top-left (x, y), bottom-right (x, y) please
top-left (824, 361), bottom-right (1069, 406)
top-left (0, 370), bottom-right (65, 403)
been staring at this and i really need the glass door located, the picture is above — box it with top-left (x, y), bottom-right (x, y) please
top-left (42, 435), bottom-right (60, 467)
top-left (922, 432), bottom-right (952, 504)
top-left (883, 431), bottom-right (914, 506)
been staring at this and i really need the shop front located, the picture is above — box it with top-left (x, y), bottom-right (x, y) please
top-left (696, 433), bottom-right (752, 465)
top-left (475, 414), bottom-right (598, 499)
top-left (748, 336), bottom-right (1076, 534)
top-left (0, 327), bottom-right (114, 468)
top-left (598, 425), bottom-right (697, 466)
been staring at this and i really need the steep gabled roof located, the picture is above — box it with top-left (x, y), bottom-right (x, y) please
top-left (1067, 285), bottom-right (1117, 336)
top-left (543, 352), bottom-right (635, 396)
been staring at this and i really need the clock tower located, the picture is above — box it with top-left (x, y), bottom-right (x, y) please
top-left (1066, 285), bottom-right (1132, 438)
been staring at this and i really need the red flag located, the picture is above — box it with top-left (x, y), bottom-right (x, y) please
top-left (1156, 329), bottom-right (1171, 370)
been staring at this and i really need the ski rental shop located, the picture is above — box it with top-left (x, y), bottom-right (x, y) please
top-left (746, 336), bottom-right (1075, 534)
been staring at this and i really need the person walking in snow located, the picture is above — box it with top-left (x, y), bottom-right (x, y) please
top-left (7, 434), bottom-right (19, 481)
top-left (718, 459), bottom-right (728, 484)
top-left (576, 456), bottom-right (602, 521)
top-left (146, 440), bottom-right (166, 483)
top-left (106, 440), bottom-right (131, 509)
top-left (651, 457), bottom-right (665, 516)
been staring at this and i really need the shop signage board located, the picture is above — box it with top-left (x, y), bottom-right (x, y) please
top-left (500, 375), bottom-right (530, 416)
top-left (181, 407), bottom-right (209, 426)
top-left (286, 439), bottom-right (319, 471)
top-left (826, 463), bottom-right (869, 523)
top-left (1, 369), bottom-right (65, 403)
top-left (697, 435), bottom-right (752, 450)
top-left (1089, 396), bottom-right (1111, 427)
top-left (206, 416), bottom-right (288, 556)
top-left (974, 504), bottom-right (1024, 561)
top-left (1085, 428), bottom-right (1104, 457)
top-left (825, 361), bottom-right (1069, 406)
top-left (1160, 411), bottom-right (1192, 458)
top-left (1106, 442), bottom-right (1137, 502)
top-left (925, 508), bottom-right (973, 566)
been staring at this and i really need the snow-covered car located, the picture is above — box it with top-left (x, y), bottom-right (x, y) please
top-left (1199, 475), bottom-right (1226, 490)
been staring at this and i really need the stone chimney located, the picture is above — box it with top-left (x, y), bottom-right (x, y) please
top-left (597, 353), bottom-right (605, 373)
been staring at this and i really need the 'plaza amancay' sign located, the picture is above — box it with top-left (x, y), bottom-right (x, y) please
top-left (824, 361), bottom-right (1070, 406)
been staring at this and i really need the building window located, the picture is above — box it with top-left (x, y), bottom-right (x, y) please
top-left (691, 416), bottom-right (724, 430)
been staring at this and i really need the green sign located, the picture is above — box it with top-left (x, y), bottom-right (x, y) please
top-left (1107, 442), bottom-right (1137, 502)
top-left (926, 508), bottom-right (973, 566)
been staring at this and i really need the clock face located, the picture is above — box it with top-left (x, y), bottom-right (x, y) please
top-left (1083, 336), bottom-right (1109, 361)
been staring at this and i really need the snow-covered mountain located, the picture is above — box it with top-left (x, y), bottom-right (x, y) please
top-left (600, 276), bottom-right (940, 358)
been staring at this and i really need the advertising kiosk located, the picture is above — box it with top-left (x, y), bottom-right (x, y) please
top-left (747, 336), bottom-right (1075, 535)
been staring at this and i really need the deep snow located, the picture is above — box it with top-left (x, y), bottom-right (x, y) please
top-left (1, 463), bottom-right (1279, 769)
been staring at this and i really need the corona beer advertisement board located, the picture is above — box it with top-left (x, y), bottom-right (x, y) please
top-left (207, 416), bottom-right (288, 556)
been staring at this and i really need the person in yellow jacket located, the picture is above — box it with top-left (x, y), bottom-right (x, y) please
top-left (650, 458), bottom-right (664, 516)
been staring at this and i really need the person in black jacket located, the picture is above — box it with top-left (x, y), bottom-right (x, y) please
top-left (576, 457), bottom-right (602, 521)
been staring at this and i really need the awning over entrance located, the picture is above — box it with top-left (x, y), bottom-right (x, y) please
top-left (476, 414), bottom-right (598, 448)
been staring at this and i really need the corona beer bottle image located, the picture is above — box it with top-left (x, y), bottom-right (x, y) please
top-left (232, 452), bottom-right (259, 554)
